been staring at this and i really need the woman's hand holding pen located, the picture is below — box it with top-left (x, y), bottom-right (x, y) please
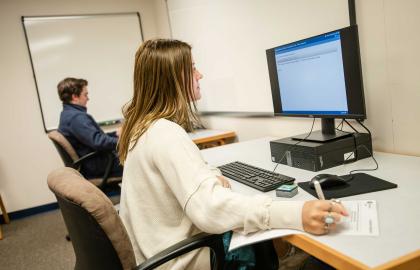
top-left (302, 200), bottom-right (348, 235)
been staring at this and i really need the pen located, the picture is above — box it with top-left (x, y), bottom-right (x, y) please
top-left (314, 181), bottom-right (347, 224)
top-left (313, 180), bottom-right (325, 200)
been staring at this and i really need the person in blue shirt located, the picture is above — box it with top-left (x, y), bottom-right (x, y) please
top-left (57, 77), bottom-right (123, 178)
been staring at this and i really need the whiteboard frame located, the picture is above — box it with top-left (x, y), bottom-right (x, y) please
top-left (22, 12), bottom-right (144, 133)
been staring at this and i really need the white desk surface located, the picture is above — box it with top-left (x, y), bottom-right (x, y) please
top-left (200, 137), bottom-right (420, 268)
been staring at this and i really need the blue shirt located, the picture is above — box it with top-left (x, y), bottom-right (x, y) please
top-left (58, 103), bottom-right (119, 177)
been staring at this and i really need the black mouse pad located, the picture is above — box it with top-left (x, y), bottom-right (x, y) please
top-left (298, 173), bottom-right (398, 199)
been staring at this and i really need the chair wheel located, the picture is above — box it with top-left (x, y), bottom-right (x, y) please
top-left (65, 234), bottom-right (71, 241)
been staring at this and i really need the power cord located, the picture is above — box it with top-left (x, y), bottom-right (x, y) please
top-left (272, 118), bottom-right (316, 174)
top-left (348, 144), bottom-right (379, 175)
top-left (356, 119), bottom-right (372, 137)
top-left (340, 119), bottom-right (379, 180)
top-left (336, 119), bottom-right (345, 131)
top-left (343, 119), bottom-right (359, 133)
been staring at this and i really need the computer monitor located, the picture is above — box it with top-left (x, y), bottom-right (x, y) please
top-left (266, 25), bottom-right (366, 142)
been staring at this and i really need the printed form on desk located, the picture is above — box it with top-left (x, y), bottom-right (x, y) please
top-left (229, 200), bottom-right (379, 251)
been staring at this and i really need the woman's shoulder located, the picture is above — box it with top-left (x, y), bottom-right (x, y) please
top-left (142, 119), bottom-right (196, 157)
top-left (153, 118), bottom-right (183, 129)
top-left (147, 118), bottom-right (189, 141)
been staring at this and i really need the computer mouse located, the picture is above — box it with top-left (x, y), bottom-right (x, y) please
top-left (309, 174), bottom-right (347, 189)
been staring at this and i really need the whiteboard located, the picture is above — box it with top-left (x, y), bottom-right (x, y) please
top-left (22, 13), bottom-right (143, 131)
top-left (167, 0), bottom-right (350, 113)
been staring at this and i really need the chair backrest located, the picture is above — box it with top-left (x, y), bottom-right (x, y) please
top-left (48, 130), bottom-right (79, 168)
top-left (47, 167), bottom-right (136, 270)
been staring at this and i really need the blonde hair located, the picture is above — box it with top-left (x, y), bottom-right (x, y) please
top-left (118, 39), bottom-right (200, 164)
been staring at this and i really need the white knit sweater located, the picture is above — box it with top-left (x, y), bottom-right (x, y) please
top-left (119, 119), bottom-right (304, 270)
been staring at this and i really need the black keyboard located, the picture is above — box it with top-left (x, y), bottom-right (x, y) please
top-left (218, 161), bottom-right (295, 192)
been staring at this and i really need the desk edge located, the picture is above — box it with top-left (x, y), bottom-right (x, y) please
top-left (283, 234), bottom-right (369, 270)
top-left (192, 131), bottom-right (236, 144)
top-left (373, 249), bottom-right (420, 270)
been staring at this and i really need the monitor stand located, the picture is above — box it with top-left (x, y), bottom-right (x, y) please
top-left (292, 118), bottom-right (352, 142)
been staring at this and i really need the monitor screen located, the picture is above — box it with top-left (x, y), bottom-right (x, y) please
top-left (266, 25), bottom-right (366, 119)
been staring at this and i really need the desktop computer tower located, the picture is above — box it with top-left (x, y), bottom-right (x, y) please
top-left (270, 133), bottom-right (372, 172)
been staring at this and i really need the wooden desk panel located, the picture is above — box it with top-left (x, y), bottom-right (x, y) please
top-left (190, 130), bottom-right (236, 149)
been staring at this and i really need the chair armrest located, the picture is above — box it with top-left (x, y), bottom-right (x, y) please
top-left (73, 151), bottom-right (99, 166)
top-left (134, 233), bottom-right (225, 270)
top-left (73, 151), bottom-right (116, 189)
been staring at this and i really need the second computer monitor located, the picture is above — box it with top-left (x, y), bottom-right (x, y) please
top-left (266, 25), bottom-right (366, 142)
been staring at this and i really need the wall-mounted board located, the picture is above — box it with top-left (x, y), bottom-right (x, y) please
top-left (22, 12), bottom-right (143, 131)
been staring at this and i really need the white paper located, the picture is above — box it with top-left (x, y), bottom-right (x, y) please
top-left (334, 200), bottom-right (379, 236)
top-left (229, 229), bottom-right (306, 251)
top-left (229, 200), bottom-right (379, 251)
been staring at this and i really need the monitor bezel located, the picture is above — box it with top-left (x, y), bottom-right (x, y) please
top-left (266, 25), bottom-right (366, 120)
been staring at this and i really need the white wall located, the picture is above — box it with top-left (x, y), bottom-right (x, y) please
top-left (0, 0), bottom-right (171, 212)
top-left (201, 0), bottom-right (420, 157)
top-left (167, 0), bottom-right (350, 113)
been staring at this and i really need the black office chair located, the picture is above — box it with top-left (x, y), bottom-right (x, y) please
top-left (48, 130), bottom-right (121, 191)
top-left (47, 167), bottom-right (226, 270)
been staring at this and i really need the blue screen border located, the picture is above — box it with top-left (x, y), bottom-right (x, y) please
top-left (274, 31), bottom-right (340, 55)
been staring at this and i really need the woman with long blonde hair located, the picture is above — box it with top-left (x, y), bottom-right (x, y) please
top-left (118, 39), bottom-right (347, 270)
